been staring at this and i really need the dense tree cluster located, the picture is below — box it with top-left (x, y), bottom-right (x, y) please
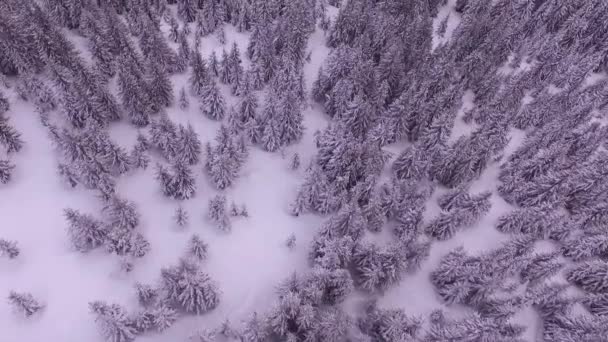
top-left (4, 0), bottom-right (608, 340)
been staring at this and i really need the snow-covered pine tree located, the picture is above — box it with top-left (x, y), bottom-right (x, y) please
top-left (190, 51), bottom-right (211, 97)
top-left (170, 161), bottom-right (196, 200)
top-left (64, 208), bottom-right (108, 252)
top-left (290, 153), bottom-right (300, 170)
top-left (0, 114), bottom-right (23, 154)
top-left (179, 87), bottom-right (189, 110)
top-left (187, 234), bottom-right (208, 261)
top-left (159, 258), bottom-right (220, 314)
top-left (103, 196), bottom-right (140, 230)
top-left (8, 291), bottom-right (44, 317)
top-left (174, 206), bottom-right (189, 227)
top-left (135, 282), bottom-right (158, 307)
top-left (358, 301), bottom-right (421, 342)
top-left (146, 60), bottom-right (174, 109)
top-left (425, 191), bottom-right (491, 240)
top-left (208, 194), bottom-right (231, 232)
top-left (0, 159), bottom-right (15, 184)
top-left (89, 301), bottom-right (137, 342)
top-left (176, 123), bottom-right (202, 165)
top-left (0, 239), bottom-right (19, 259)
top-left (178, 0), bottom-right (197, 23)
top-left (200, 81), bottom-right (226, 120)
top-left (567, 261), bottom-right (608, 293)
top-left (208, 51), bottom-right (219, 77)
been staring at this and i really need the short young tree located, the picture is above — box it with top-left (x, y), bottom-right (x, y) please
top-left (89, 301), bottom-right (137, 342)
top-left (174, 206), bottom-right (189, 227)
top-left (103, 196), bottom-right (140, 230)
top-left (159, 259), bottom-right (220, 314)
top-left (179, 87), bottom-right (189, 110)
top-left (567, 261), bottom-right (608, 293)
top-left (0, 159), bottom-right (15, 184)
top-left (0, 239), bottom-right (19, 259)
top-left (187, 234), bottom-right (208, 261)
top-left (0, 115), bottom-right (23, 154)
top-left (135, 282), bottom-right (158, 307)
top-left (64, 208), bottom-right (108, 252)
top-left (8, 291), bottom-right (44, 317)
top-left (208, 195), bottom-right (231, 232)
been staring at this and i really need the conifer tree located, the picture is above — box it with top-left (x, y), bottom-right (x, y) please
top-left (0, 239), bottom-right (19, 259)
top-left (64, 208), bottom-right (108, 252)
top-left (0, 115), bottom-right (22, 154)
top-left (200, 82), bottom-right (227, 120)
top-left (208, 51), bottom-right (219, 77)
top-left (187, 234), bottom-right (208, 261)
top-left (147, 61), bottom-right (174, 109)
top-left (174, 206), bottom-right (189, 227)
top-left (8, 291), bottom-right (44, 317)
top-left (0, 159), bottom-right (14, 184)
top-left (179, 87), bottom-right (189, 110)
top-left (176, 124), bottom-right (202, 165)
top-left (178, 0), bottom-right (197, 23)
top-left (89, 301), bottom-right (137, 342)
top-left (160, 259), bottom-right (220, 314)
top-left (208, 194), bottom-right (231, 232)
top-left (190, 51), bottom-right (211, 96)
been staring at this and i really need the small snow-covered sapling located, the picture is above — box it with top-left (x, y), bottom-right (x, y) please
top-left (188, 234), bottom-right (208, 262)
top-left (290, 153), bottom-right (300, 170)
top-left (135, 282), bottom-right (158, 307)
top-left (230, 202), bottom-right (240, 217)
top-left (8, 291), bottom-right (44, 317)
top-left (0, 239), bottom-right (19, 259)
top-left (285, 234), bottom-right (296, 250)
top-left (0, 159), bottom-right (15, 184)
top-left (179, 87), bottom-right (189, 110)
top-left (208, 195), bottom-right (231, 232)
top-left (174, 206), bottom-right (189, 228)
top-left (120, 257), bottom-right (134, 273)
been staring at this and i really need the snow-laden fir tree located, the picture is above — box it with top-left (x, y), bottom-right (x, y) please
top-left (105, 227), bottom-right (150, 258)
top-left (200, 81), bottom-right (227, 120)
top-left (159, 258), bottom-right (220, 314)
top-left (103, 196), bottom-right (140, 230)
top-left (567, 261), bottom-right (608, 293)
top-left (178, 0), bottom-right (197, 22)
top-left (425, 191), bottom-right (491, 240)
top-left (0, 239), bottom-right (19, 259)
top-left (176, 123), bottom-right (202, 165)
top-left (8, 291), bottom-right (44, 317)
top-left (89, 301), bottom-right (137, 342)
top-left (495, 205), bottom-right (563, 239)
top-left (64, 208), bottom-right (108, 252)
top-left (0, 114), bottom-right (23, 154)
top-left (0, 159), bottom-right (15, 184)
top-left (187, 234), bottom-right (208, 262)
top-left (190, 51), bottom-right (211, 96)
top-left (134, 304), bottom-right (178, 333)
top-left (135, 282), bottom-right (158, 307)
top-left (208, 194), bottom-right (231, 232)
top-left (205, 125), bottom-right (248, 190)
top-left (174, 206), bottom-right (189, 227)
top-left (520, 252), bottom-right (563, 285)
top-left (562, 231), bottom-right (608, 261)
top-left (202, 53), bottom-right (217, 80)
top-left (146, 60), bottom-right (174, 109)
top-left (290, 153), bottom-right (300, 170)
top-left (179, 87), bottom-right (189, 110)
top-left (155, 161), bottom-right (196, 200)
top-left (285, 234), bottom-right (296, 250)
top-left (358, 301), bottom-right (421, 342)
top-left (241, 311), bottom-right (269, 342)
